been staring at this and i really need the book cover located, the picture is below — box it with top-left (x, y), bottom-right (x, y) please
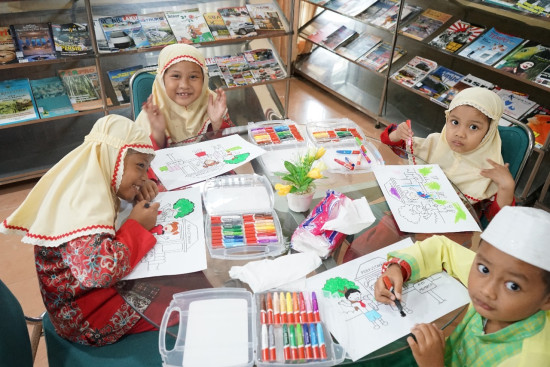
top-left (494, 41), bottom-right (550, 81)
top-left (246, 4), bottom-right (284, 32)
top-left (30, 76), bottom-right (75, 118)
top-left (138, 13), bottom-right (177, 46)
top-left (58, 65), bottom-right (104, 111)
top-left (521, 105), bottom-right (550, 148)
top-left (335, 33), bottom-right (382, 61)
top-left (414, 66), bottom-right (464, 100)
top-left (12, 23), bottom-right (57, 62)
top-left (98, 14), bottom-right (150, 50)
top-left (107, 65), bottom-right (143, 103)
top-left (457, 27), bottom-right (525, 66)
top-left (357, 42), bottom-right (406, 72)
top-left (495, 88), bottom-right (539, 120)
top-left (390, 56), bottom-right (438, 88)
top-left (217, 7), bottom-right (258, 38)
top-left (307, 23), bottom-right (339, 44)
top-left (51, 23), bottom-right (93, 56)
top-left (205, 57), bottom-right (227, 89)
top-left (399, 9), bottom-right (452, 41)
top-left (368, 3), bottom-right (423, 31)
top-left (216, 54), bottom-right (253, 87)
top-left (0, 78), bottom-right (39, 125)
top-left (429, 20), bottom-right (486, 53)
top-left (93, 19), bottom-right (117, 53)
top-left (322, 25), bottom-right (358, 50)
top-left (435, 74), bottom-right (495, 106)
top-left (515, 0), bottom-right (550, 17)
top-left (0, 26), bottom-right (17, 64)
top-left (356, 0), bottom-right (397, 22)
top-left (165, 9), bottom-right (214, 44)
top-left (534, 64), bottom-right (550, 87)
top-left (203, 12), bottom-right (232, 40)
top-left (243, 48), bottom-right (286, 82)
top-left (335, 0), bottom-right (378, 17)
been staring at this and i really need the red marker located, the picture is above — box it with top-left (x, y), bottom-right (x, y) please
top-left (406, 119), bottom-right (412, 147)
top-left (334, 158), bottom-right (354, 170)
top-left (260, 294), bottom-right (267, 324)
top-left (267, 292), bottom-right (274, 324)
top-left (261, 324), bottom-right (269, 361)
top-left (299, 292), bottom-right (307, 323)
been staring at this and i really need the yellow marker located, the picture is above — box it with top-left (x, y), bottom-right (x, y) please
top-left (286, 292), bottom-right (294, 323)
top-left (280, 292), bottom-right (287, 323)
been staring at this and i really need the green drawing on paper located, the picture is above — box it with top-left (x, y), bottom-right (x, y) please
top-left (173, 198), bottom-right (194, 218)
top-left (322, 277), bottom-right (358, 298)
top-left (434, 199), bottom-right (447, 205)
top-left (159, 166), bottom-right (168, 172)
top-left (426, 181), bottom-right (440, 191)
top-left (226, 145), bottom-right (242, 151)
top-left (224, 152), bottom-right (250, 164)
top-left (418, 166), bottom-right (433, 176)
top-left (453, 202), bottom-right (466, 223)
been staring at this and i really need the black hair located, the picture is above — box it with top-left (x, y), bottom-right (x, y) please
top-left (344, 288), bottom-right (360, 299)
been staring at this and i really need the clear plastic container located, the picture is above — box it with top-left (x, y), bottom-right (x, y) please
top-left (247, 119), bottom-right (307, 148)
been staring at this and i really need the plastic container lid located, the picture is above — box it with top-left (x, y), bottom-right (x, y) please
top-left (248, 119), bottom-right (307, 149)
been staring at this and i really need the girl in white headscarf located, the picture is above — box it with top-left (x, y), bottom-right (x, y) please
top-left (0, 115), bottom-right (161, 345)
top-left (135, 44), bottom-right (234, 148)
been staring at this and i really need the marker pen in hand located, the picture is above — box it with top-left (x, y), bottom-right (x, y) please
top-left (406, 119), bottom-right (412, 148)
top-left (144, 202), bottom-right (151, 208)
top-left (383, 276), bottom-right (406, 317)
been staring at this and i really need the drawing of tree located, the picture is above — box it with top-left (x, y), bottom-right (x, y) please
top-left (322, 277), bottom-right (358, 297)
top-left (173, 198), bottom-right (194, 218)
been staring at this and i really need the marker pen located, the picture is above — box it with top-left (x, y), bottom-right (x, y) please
top-left (312, 291), bottom-right (321, 322)
top-left (303, 323), bottom-right (313, 360)
top-left (289, 324), bottom-right (298, 360)
top-left (309, 323), bottom-right (320, 359)
top-left (273, 291), bottom-right (281, 324)
top-left (299, 292), bottom-right (307, 324)
top-left (355, 137), bottom-right (372, 163)
top-left (305, 292), bottom-right (314, 323)
top-left (282, 324), bottom-right (291, 361)
top-left (296, 323), bottom-right (305, 360)
top-left (406, 119), bottom-right (412, 148)
top-left (383, 276), bottom-right (406, 317)
top-left (280, 292), bottom-right (287, 324)
top-left (336, 150), bottom-right (360, 154)
top-left (292, 292), bottom-right (300, 323)
top-left (317, 322), bottom-right (327, 359)
top-left (268, 325), bottom-right (276, 361)
top-left (261, 324), bottom-right (269, 361)
top-left (260, 294), bottom-right (267, 324)
top-left (334, 158), bottom-right (354, 170)
top-left (267, 293), bottom-right (274, 324)
top-left (286, 292), bottom-right (294, 324)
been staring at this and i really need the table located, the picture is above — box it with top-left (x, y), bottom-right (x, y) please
top-left (117, 128), bottom-right (478, 365)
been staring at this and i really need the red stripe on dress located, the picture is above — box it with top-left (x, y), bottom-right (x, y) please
top-left (2, 220), bottom-right (114, 240)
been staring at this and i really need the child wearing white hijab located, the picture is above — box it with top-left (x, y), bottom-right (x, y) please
top-left (0, 115), bottom-right (161, 345)
top-left (135, 44), bottom-right (234, 148)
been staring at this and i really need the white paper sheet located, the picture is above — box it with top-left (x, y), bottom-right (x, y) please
top-left (305, 238), bottom-right (470, 361)
top-left (151, 134), bottom-right (266, 190)
top-left (373, 164), bottom-right (481, 233)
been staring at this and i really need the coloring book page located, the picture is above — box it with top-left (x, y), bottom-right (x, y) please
top-left (373, 164), bottom-right (481, 233)
top-left (151, 134), bottom-right (266, 190)
top-left (305, 238), bottom-right (470, 361)
top-left (124, 188), bottom-right (206, 280)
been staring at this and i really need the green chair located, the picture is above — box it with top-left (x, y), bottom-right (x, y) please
top-left (498, 121), bottom-right (534, 183)
top-left (129, 66), bottom-right (157, 120)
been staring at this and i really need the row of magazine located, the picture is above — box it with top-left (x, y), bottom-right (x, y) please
top-left (0, 3), bottom-right (285, 63)
top-left (482, 0), bottom-right (550, 18)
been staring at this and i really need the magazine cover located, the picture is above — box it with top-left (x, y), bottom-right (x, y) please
top-left (429, 20), bottom-right (486, 53)
top-left (306, 23), bottom-right (339, 44)
top-left (138, 13), bottom-right (177, 46)
top-left (516, 0), bottom-right (550, 17)
top-left (414, 66), bottom-right (464, 100)
top-left (335, 33), bottom-right (382, 61)
top-left (390, 56), bottom-right (438, 88)
top-left (324, 0), bottom-right (348, 12)
top-left (0, 78), bottom-right (39, 126)
top-left (357, 42), bottom-right (406, 72)
top-left (58, 66), bottom-right (103, 111)
top-left (98, 14), bottom-right (150, 50)
top-left (165, 9), bottom-right (214, 44)
top-left (494, 41), bottom-right (550, 81)
top-left (205, 57), bottom-right (227, 89)
top-left (12, 23), bottom-right (57, 62)
top-left (335, 0), bottom-right (378, 17)
top-left (246, 4), bottom-right (284, 31)
top-left (399, 9), bottom-right (452, 41)
top-left (93, 19), bottom-right (117, 53)
top-left (496, 88), bottom-right (539, 120)
top-left (457, 27), bottom-right (525, 66)
top-left (30, 76), bottom-right (75, 118)
top-left (521, 105), bottom-right (550, 148)
top-left (215, 54), bottom-right (253, 87)
top-left (107, 65), bottom-right (143, 103)
top-left (203, 12), bottom-right (232, 40)
top-left (534, 64), bottom-right (550, 87)
top-left (322, 25), bottom-right (358, 50)
top-left (51, 23), bottom-right (93, 56)
top-left (217, 7), bottom-right (257, 38)
top-left (435, 73), bottom-right (495, 106)
top-left (356, 0), bottom-right (397, 22)
top-left (0, 26), bottom-right (17, 64)
top-left (368, 3), bottom-right (422, 31)
top-left (243, 48), bottom-right (286, 82)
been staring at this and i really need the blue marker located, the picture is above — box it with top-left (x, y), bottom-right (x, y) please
top-left (336, 150), bottom-right (360, 154)
top-left (309, 323), bottom-right (319, 359)
top-left (317, 323), bottom-right (327, 359)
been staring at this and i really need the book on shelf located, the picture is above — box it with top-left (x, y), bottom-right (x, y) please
top-left (92, 19), bottom-right (118, 53)
top-left (243, 48), bottom-right (286, 81)
top-left (495, 87), bottom-right (539, 120)
top-left (534, 64), bottom-right (550, 87)
top-left (215, 54), bottom-right (255, 87)
top-left (457, 27), bottom-right (525, 66)
top-left (414, 66), bottom-right (464, 101)
top-left (0, 78), bottom-right (39, 126)
top-left (12, 23), bottom-right (57, 62)
top-left (494, 41), bottom-right (550, 81)
top-left (246, 3), bottom-right (284, 32)
top-left (0, 26), bottom-right (17, 64)
top-left (429, 20), bottom-right (485, 53)
top-left (357, 42), bottom-right (406, 72)
top-left (399, 9), bottom-right (452, 41)
top-left (217, 6), bottom-right (258, 38)
top-left (356, 0), bottom-right (397, 23)
top-left (334, 0), bottom-right (378, 17)
top-left (164, 9), bottom-right (214, 44)
top-left (335, 32), bottom-right (382, 61)
top-left (51, 23), bottom-right (93, 57)
top-left (138, 13), bottom-right (177, 46)
top-left (58, 65), bottom-right (108, 111)
top-left (306, 23), bottom-right (339, 44)
top-left (107, 65), bottom-right (143, 103)
top-left (98, 14), bottom-right (150, 50)
top-left (516, 1), bottom-right (550, 17)
top-left (29, 76), bottom-right (75, 118)
top-left (521, 105), bottom-right (550, 148)
top-left (435, 73), bottom-right (495, 106)
top-left (390, 56), bottom-right (438, 88)
top-left (203, 12), bottom-right (232, 40)
top-left (321, 25), bottom-right (358, 50)
top-left (368, 3), bottom-right (423, 31)
top-left (205, 57), bottom-right (227, 89)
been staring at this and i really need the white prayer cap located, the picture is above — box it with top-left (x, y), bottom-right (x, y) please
top-left (480, 206), bottom-right (550, 272)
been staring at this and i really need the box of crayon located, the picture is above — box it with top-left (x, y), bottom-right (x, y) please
top-left (203, 174), bottom-right (286, 260)
top-left (248, 120), bottom-right (306, 148)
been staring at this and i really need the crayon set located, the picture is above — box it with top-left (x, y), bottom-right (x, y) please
top-left (249, 124), bottom-right (305, 145)
top-left (310, 127), bottom-right (362, 143)
top-left (210, 213), bottom-right (279, 248)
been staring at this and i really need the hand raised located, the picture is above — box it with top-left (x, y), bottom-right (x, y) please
top-left (207, 87), bottom-right (227, 130)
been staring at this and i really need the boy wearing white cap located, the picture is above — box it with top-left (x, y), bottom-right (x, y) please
top-left (374, 206), bottom-right (550, 366)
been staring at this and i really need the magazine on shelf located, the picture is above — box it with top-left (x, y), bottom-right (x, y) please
top-left (246, 3), bottom-right (284, 32)
top-left (138, 13), bottom-right (177, 46)
top-left (51, 23), bottom-right (93, 56)
top-left (390, 56), bottom-right (438, 88)
top-left (205, 57), bottom-right (227, 89)
top-left (107, 65), bottom-right (143, 103)
top-left (0, 78), bottom-right (39, 126)
top-left (243, 48), bottom-right (286, 81)
top-left (0, 26), bottom-right (17, 64)
top-left (356, 0), bottom-right (397, 22)
top-left (335, 0), bottom-right (378, 17)
top-left (335, 32), bottom-right (382, 61)
top-left (306, 23), bottom-right (339, 44)
top-left (357, 42), bottom-right (406, 72)
top-left (58, 65), bottom-right (106, 111)
top-left (307, 0), bottom-right (331, 5)
top-left (521, 105), bottom-right (550, 148)
top-left (457, 27), bottom-right (525, 66)
top-left (321, 25), bottom-right (358, 50)
top-left (12, 23), bottom-right (56, 62)
top-left (165, 9), bottom-right (214, 44)
top-left (324, 0), bottom-right (348, 12)
top-left (516, 0), bottom-right (550, 17)
top-left (429, 20), bottom-right (485, 53)
top-left (414, 66), bottom-right (464, 101)
top-left (30, 76), bottom-right (75, 118)
top-left (217, 6), bottom-right (257, 38)
top-left (534, 65), bottom-right (550, 87)
top-left (483, 0), bottom-right (520, 10)
top-left (435, 73), bottom-right (495, 106)
top-left (93, 19), bottom-right (117, 53)
top-left (98, 14), bottom-right (150, 50)
top-left (368, 3), bottom-right (423, 31)
top-left (495, 88), bottom-right (539, 120)
top-left (215, 54), bottom-right (254, 87)
top-left (494, 41), bottom-right (550, 81)
top-left (203, 12), bottom-right (232, 40)
top-left (399, 8), bottom-right (452, 41)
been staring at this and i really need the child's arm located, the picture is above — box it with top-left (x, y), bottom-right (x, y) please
top-left (408, 323), bottom-right (445, 367)
top-left (142, 95), bottom-right (168, 149)
top-left (380, 121), bottom-right (413, 146)
top-left (136, 179), bottom-right (159, 202)
top-left (480, 158), bottom-right (515, 209)
top-left (208, 87), bottom-right (231, 131)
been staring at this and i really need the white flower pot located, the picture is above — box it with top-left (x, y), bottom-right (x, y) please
top-left (286, 191), bottom-right (315, 212)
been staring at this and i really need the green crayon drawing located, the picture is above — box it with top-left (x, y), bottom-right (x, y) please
top-left (173, 198), bottom-right (194, 218)
top-left (426, 181), bottom-right (440, 191)
top-left (418, 166), bottom-right (433, 176)
top-left (226, 145), bottom-right (242, 151)
top-left (224, 152), bottom-right (250, 164)
top-left (322, 277), bottom-right (358, 297)
top-left (434, 199), bottom-right (447, 205)
top-left (453, 202), bottom-right (466, 223)
top-left (159, 166), bottom-right (168, 172)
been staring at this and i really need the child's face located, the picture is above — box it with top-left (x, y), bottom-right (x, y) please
top-left (163, 61), bottom-right (204, 107)
top-left (445, 105), bottom-right (490, 153)
top-left (117, 152), bottom-right (154, 202)
top-left (468, 241), bottom-right (550, 329)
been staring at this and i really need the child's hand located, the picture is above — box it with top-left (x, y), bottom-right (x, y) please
top-left (136, 179), bottom-right (159, 202)
top-left (389, 121), bottom-right (413, 143)
top-left (128, 200), bottom-right (159, 231)
top-left (374, 264), bottom-right (403, 305)
top-left (208, 87), bottom-right (227, 130)
top-left (143, 95), bottom-right (166, 148)
top-left (480, 158), bottom-right (515, 207)
top-left (408, 323), bottom-right (445, 367)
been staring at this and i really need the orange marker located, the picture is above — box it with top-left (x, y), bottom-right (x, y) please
top-left (280, 292), bottom-right (287, 323)
top-left (267, 292), bottom-right (274, 324)
top-left (292, 292), bottom-right (300, 323)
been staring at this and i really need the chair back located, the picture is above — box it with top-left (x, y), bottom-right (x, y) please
top-left (498, 121), bottom-right (534, 182)
top-left (129, 66), bottom-right (157, 120)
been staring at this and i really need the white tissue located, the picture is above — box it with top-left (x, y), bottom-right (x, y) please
top-left (321, 196), bottom-right (375, 235)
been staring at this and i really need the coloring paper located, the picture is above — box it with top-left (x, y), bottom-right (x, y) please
top-left (124, 188), bottom-right (206, 280)
top-left (305, 238), bottom-right (470, 361)
top-left (373, 164), bottom-right (481, 233)
top-left (151, 134), bottom-right (266, 190)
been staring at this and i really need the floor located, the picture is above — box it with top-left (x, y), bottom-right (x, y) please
top-left (0, 77), bottom-right (382, 367)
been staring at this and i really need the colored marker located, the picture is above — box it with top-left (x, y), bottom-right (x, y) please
top-left (355, 152), bottom-right (362, 167)
top-left (289, 325), bottom-right (298, 360)
top-left (292, 292), bottom-right (300, 323)
top-left (283, 324), bottom-right (291, 361)
top-left (317, 323), bottom-right (327, 359)
top-left (260, 294), bottom-right (267, 324)
top-left (305, 292), bottom-right (314, 323)
top-left (303, 322), bottom-right (313, 360)
top-left (273, 291), bottom-right (281, 324)
top-left (310, 323), bottom-right (320, 359)
top-left (280, 292), bottom-right (287, 324)
top-left (268, 325), bottom-right (277, 361)
top-left (299, 292), bottom-right (307, 324)
top-left (296, 323), bottom-right (305, 360)
top-left (286, 292), bottom-right (294, 324)
top-left (383, 276), bottom-right (406, 317)
top-left (355, 136), bottom-right (372, 163)
top-left (406, 119), bottom-right (412, 147)
top-left (336, 150), bottom-right (360, 154)
top-left (267, 293), bottom-right (274, 324)
top-left (261, 324), bottom-right (269, 361)
top-left (312, 291), bottom-right (321, 322)
top-left (334, 158), bottom-right (354, 170)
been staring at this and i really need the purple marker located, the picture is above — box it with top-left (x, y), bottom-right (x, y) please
top-left (312, 291), bottom-right (320, 322)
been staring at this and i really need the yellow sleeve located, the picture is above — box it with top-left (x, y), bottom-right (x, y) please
top-left (388, 235), bottom-right (475, 285)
